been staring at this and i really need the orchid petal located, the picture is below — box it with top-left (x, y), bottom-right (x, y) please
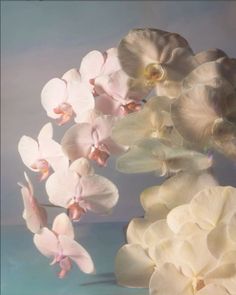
top-left (190, 186), bottom-right (236, 231)
top-left (80, 174), bottom-right (118, 214)
top-left (46, 170), bottom-right (78, 208)
top-left (196, 284), bottom-right (230, 295)
top-left (18, 136), bottom-right (39, 170)
top-left (52, 213), bottom-right (74, 239)
top-left (80, 50), bottom-right (104, 82)
top-left (115, 244), bottom-right (155, 288)
top-left (69, 158), bottom-right (94, 176)
top-left (61, 123), bottom-right (93, 161)
top-left (59, 235), bottom-right (95, 274)
top-left (126, 218), bottom-right (152, 245)
top-left (149, 264), bottom-right (192, 295)
top-left (33, 228), bottom-right (58, 257)
top-left (41, 78), bottom-right (67, 118)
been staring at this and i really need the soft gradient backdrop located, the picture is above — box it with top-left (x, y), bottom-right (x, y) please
top-left (2, 1), bottom-right (236, 225)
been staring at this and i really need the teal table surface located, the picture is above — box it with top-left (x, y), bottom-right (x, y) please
top-left (1, 223), bottom-right (149, 295)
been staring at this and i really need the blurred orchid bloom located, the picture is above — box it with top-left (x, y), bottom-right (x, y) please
top-left (112, 96), bottom-right (183, 147)
top-left (167, 186), bottom-right (236, 260)
top-left (34, 213), bottom-right (95, 278)
top-left (116, 139), bottom-right (212, 176)
top-left (126, 171), bottom-right (218, 245)
top-left (18, 123), bottom-right (68, 180)
top-left (18, 172), bottom-right (47, 233)
top-left (46, 158), bottom-right (119, 222)
top-left (118, 28), bottom-right (197, 98)
top-left (171, 83), bottom-right (236, 159)
top-left (61, 114), bottom-right (126, 166)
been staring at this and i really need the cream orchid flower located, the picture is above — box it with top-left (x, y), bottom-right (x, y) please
top-left (127, 171), bottom-right (217, 245)
top-left (18, 172), bottom-right (47, 233)
top-left (46, 158), bottom-right (119, 222)
top-left (167, 186), bottom-right (236, 261)
top-left (118, 28), bottom-right (197, 98)
top-left (61, 114), bottom-right (125, 166)
top-left (116, 138), bottom-right (212, 176)
top-left (115, 172), bottom-right (218, 288)
top-left (112, 96), bottom-right (183, 147)
top-left (18, 123), bottom-right (68, 180)
top-left (34, 213), bottom-right (95, 278)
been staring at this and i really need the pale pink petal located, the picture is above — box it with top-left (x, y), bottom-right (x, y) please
top-left (62, 68), bottom-right (81, 82)
top-left (80, 50), bottom-right (104, 82)
top-left (67, 81), bottom-right (95, 123)
top-left (33, 228), bottom-right (59, 257)
top-left (18, 136), bottom-right (40, 170)
top-left (95, 93), bottom-right (121, 116)
top-left (46, 170), bottom-right (78, 208)
top-left (19, 177), bottom-right (47, 233)
top-left (80, 174), bottom-right (119, 214)
top-left (101, 47), bottom-right (121, 75)
top-left (69, 158), bottom-right (94, 176)
top-left (59, 235), bottom-right (95, 274)
top-left (37, 123), bottom-right (53, 142)
top-left (61, 123), bottom-right (93, 161)
top-left (41, 78), bottom-right (67, 119)
top-left (52, 213), bottom-right (74, 239)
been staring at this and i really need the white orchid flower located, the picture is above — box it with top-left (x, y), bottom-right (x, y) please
top-left (118, 28), bottom-right (197, 98)
top-left (18, 123), bottom-right (68, 180)
top-left (46, 158), bottom-right (119, 222)
top-left (116, 138), bottom-right (212, 176)
top-left (18, 172), bottom-right (47, 233)
top-left (34, 213), bottom-right (94, 278)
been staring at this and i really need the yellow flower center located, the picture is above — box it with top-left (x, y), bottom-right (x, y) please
top-left (192, 277), bottom-right (205, 293)
top-left (144, 63), bottom-right (165, 86)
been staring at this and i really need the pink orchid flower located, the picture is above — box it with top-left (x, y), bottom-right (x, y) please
top-left (94, 70), bottom-right (145, 116)
top-left (18, 123), bottom-right (68, 180)
top-left (18, 172), bottom-right (47, 233)
top-left (61, 114), bottom-right (126, 166)
top-left (34, 213), bottom-right (95, 278)
top-left (41, 48), bottom-right (120, 125)
top-left (45, 158), bottom-right (119, 222)
top-left (41, 69), bottom-right (95, 125)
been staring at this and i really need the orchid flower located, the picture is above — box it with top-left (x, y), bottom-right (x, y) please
top-left (118, 28), bottom-right (197, 98)
top-left (94, 70), bottom-right (145, 116)
top-left (18, 172), bottom-right (47, 233)
top-left (126, 171), bottom-right (217, 245)
top-left (34, 213), bottom-right (95, 278)
top-left (116, 138), bottom-right (212, 176)
top-left (45, 158), bottom-right (119, 222)
top-left (112, 96), bottom-right (183, 147)
top-left (167, 186), bottom-right (236, 260)
top-left (61, 114), bottom-right (126, 166)
top-left (171, 82), bottom-right (236, 159)
top-left (18, 123), bottom-right (68, 180)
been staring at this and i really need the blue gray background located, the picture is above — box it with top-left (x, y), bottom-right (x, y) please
top-left (2, 1), bottom-right (236, 225)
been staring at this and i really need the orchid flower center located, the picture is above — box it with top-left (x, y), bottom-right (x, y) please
top-left (88, 144), bottom-right (110, 166)
top-left (192, 277), bottom-right (205, 293)
top-left (31, 159), bottom-right (50, 181)
top-left (53, 102), bottom-right (74, 125)
top-left (144, 63), bottom-right (165, 86)
top-left (67, 202), bottom-right (85, 222)
top-left (121, 102), bottom-right (142, 114)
